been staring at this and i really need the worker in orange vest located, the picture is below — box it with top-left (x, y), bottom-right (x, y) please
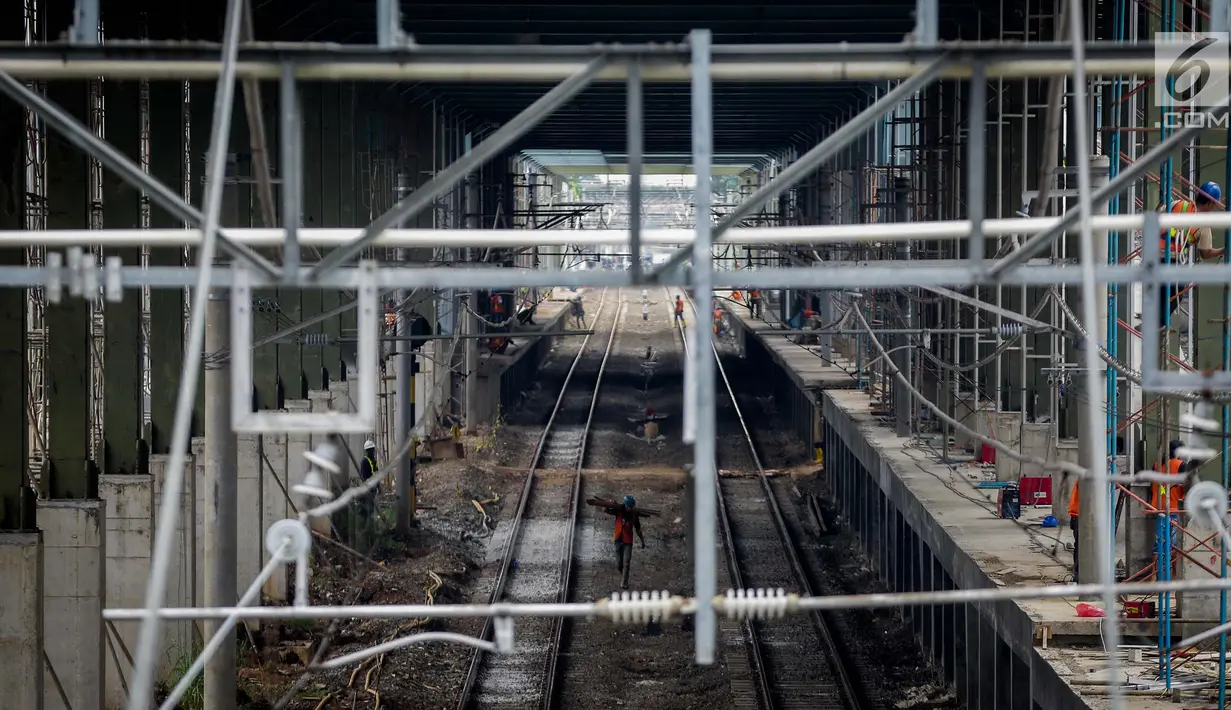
top-left (1149, 439), bottom-right (1186, 514)
top-left (490, 292), bottom-right (505, 316)
top-left (1068, 480), bottom-right (1080, 582)
top-left (1157, 184), bottom-right (1226, 328)
top-left (749, 289), bottom-right (762, 319)
top-left (674, 295), bottom-right (685, 325)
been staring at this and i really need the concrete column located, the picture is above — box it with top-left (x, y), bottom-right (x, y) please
top-left (99, 474), bottom-right (152, 707)
top-left (148, 453), bottom-right (196, 672)
top-left (0, 532), bottom-right (42, 709)
top-left (259, 432), bottom-right (290, 601)
top-left (102, 78), bottom-right (144, 476)
top-left (146, 81), bottom-right (187, 455)
top-left (235, 433), bottom-right (263, 599)
top-left (191, 437), bottom-right (206, 608)
top-left (1075, 155), bottom-right (1111, 586)
top-left (39, 499), bottom-right (105, 710)
top-left (203, 292), bottom-right (237, 707)
top-left (44, 77), bottom-right (96, 499)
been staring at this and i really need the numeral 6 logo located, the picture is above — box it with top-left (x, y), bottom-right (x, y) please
top-left (1168, 37), bottom-right (1219, 103)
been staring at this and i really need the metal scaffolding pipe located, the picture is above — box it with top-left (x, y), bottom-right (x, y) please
top-left (14, 209), bottom-right (1231, 248)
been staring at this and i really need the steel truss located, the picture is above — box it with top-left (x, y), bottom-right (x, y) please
top-left (6, 5), bottom-right (1231, 709)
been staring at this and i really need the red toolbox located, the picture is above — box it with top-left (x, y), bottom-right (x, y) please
top-left (1018, 476), bottom-right (1053, 507)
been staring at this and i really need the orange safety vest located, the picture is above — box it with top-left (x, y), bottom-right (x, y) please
top-left (731, 290), bottom-right (743, 303)
top-left (1149, 458), bottom-right (1185, 512)
top-left (613, 510), bottom-right (636, 544)
top-left (1068, 481), bottom-right (1080, 519)
top-left (490, 293), bottom-right (504, 313)
top-left (674, 299), bottom-right (684, 314)
top-left (1160, 200), bottom-right (1197, 260)
top-left (751, 289), bottom-right (761, 300)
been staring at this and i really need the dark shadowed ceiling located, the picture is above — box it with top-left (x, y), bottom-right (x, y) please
top-left (253, 0), bottom-right (1004, 156)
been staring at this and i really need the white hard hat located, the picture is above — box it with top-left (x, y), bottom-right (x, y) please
top-left (363, 439), bottom-right (376, 449)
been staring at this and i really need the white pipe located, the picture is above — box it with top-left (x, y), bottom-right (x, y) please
top-left (9, 212), bottom-right (1231, 248)
top-left (0, 57), bottom-right (1217, 82)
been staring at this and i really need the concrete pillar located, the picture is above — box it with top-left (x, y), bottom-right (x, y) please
top-left (191, 437), bottom-right (206, 608)
top-left (1074, 155), bottom-right (1111, 586)
top-left (146, 81), bottom-right (187, 455)
top-left (148, 453), bottom-right (196, 672)
top-left (98, 474), bottom-right (152, 707)
top-left (235, 433), bottom-right (263, 601)
top-left (0, 532), bottom-right (43, 709)
top-left (259, 432), bottom-right (290, 601)
top-left (44, 76), bottom-right (96, 499)
top-left (285, 401), bottom-right (325, 536)
top-left (39, 499), bottom-right (105, 710)
top-left (102, 78), bottom-right (144, 476)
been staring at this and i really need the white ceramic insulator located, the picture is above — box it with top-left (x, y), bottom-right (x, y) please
top-left (724, 588), bottom-right (789, 621)
top-left (607, 590), bottom-right (675, 624)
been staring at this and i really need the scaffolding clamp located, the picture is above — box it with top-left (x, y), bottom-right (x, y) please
top-left (44, 248), bottom-right (121, 304)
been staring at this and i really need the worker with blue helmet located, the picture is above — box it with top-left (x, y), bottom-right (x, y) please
top-left (1157, 181), bottom-right (1226, 327)
top-left (585, 493), bottom-right (647, 589)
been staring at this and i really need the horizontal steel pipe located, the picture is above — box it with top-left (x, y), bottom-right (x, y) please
top-left (3, 262), bottom-right (1231, 291)
top-left (7, 210), bottom-right (1231, 247)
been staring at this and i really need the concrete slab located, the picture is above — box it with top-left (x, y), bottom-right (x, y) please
top-left (0, 531), bottom-right (43, 710)
top-left (39, 499), bottom-right (105, 710)
top-left (236, 433), bottom-right (263, 600)
top-left (726, 305), bottom-right (860, 392)
top-left (260, 431), bottom-right (291, 602)
top-left (99, 474), bottom-right (153, 708)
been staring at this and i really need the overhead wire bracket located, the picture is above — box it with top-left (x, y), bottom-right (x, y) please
top-left (230, 260), bottom-right (381, 433)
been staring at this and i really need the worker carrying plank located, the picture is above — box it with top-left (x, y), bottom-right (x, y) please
top-left (1157, 182), bottom-right (1226, 328)
top-left (587, 495), bottom-right (650, 589)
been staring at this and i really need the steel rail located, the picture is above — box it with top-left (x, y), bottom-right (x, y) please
top-left (671, 289), bottom-right (774, 709)
top-left (455, 287), bottom-right (623, 710)
top-left (542, 291), bottom-right (626, 710)
top-left (679, 291), bottom-right (865, 710)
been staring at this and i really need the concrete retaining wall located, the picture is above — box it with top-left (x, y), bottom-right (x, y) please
top-left (821, 391), bottom-right (1086, 710)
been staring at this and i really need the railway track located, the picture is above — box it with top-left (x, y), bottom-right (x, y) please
top-left (675, 290), bottom-right (866, 710)
top-left (458, 287), bottom-right (626, 710)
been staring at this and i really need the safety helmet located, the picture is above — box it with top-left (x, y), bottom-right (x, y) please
top-left (363, 439), bottom-right (376, 450)
top-left (1200, 181), bottom-right (1222, 204)
top-left (623, 495), bottom-right (636, 508)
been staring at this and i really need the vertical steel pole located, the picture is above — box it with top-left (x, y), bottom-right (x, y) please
top-left (627, 60), bottom-right (644, 283)
top-left (128, 0), bottom-right (246, 706)
top-left (395, 284), bottom-right (415, 534)
top-left (203, 290), bottom-right (237, 710)
top-left (689, 28), bottom-right (717, 666)
top-left (280, 63), bottom-right (301, 279)
top-left (1068, 2), bottom-right (1123, 707)
top-left (967, 64), bottom-right (987, 264)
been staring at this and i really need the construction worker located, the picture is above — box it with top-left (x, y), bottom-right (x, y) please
top-left (1158, 182), bottom-right (1227, 327)
top-left (604, 495), bottom-right (646, 589)
top-left (360, 440), bottom-right (379, 484)
top-left (360, 440), bottom-right (380, 507)
top-left (1068, 479), bottom-right (1080, 582)
top-left (570, 295), bottom-right (586, 329)
top-left (674, 295), bottom-right (685, 325)
top-left (749, 289), bottom-right (762, 319)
